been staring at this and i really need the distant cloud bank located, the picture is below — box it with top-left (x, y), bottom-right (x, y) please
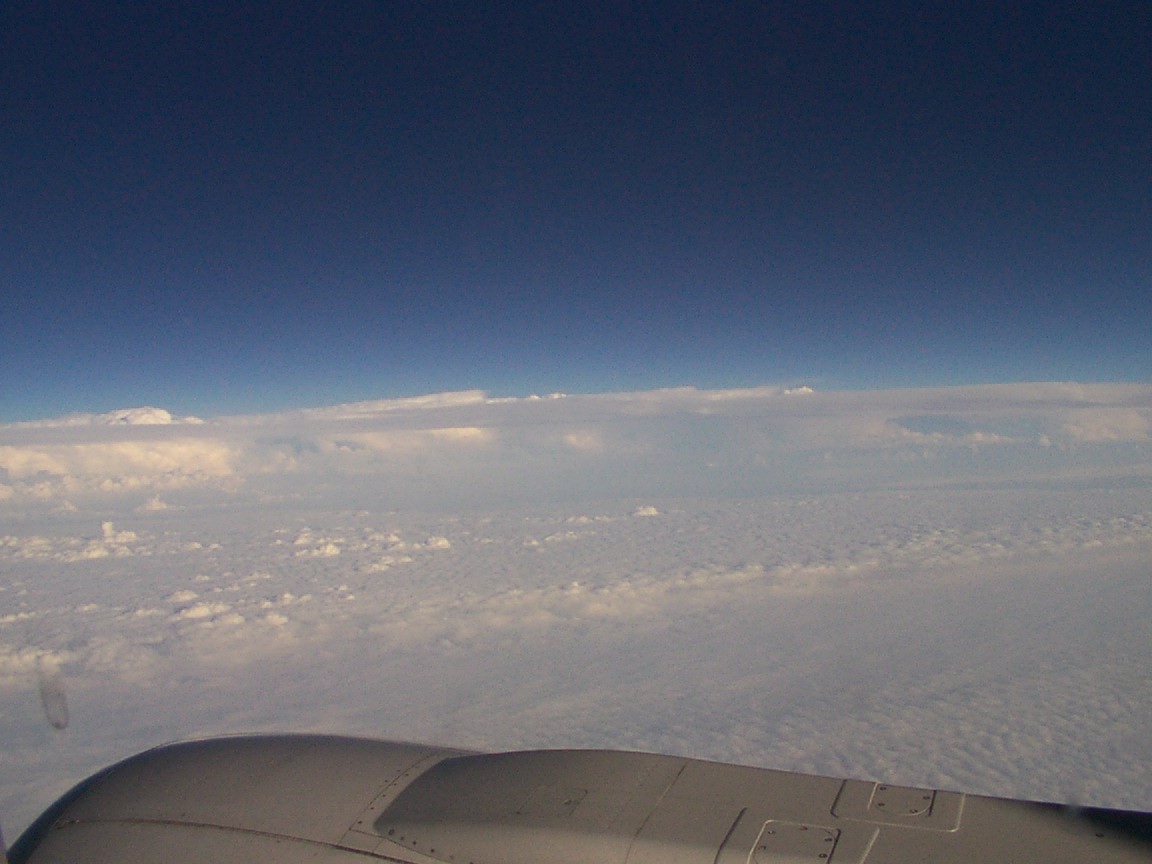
top-left (2, 383), bottom-right (1148, 510)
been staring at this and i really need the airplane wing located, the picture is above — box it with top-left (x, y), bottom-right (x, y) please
top-left (10, 734), bottom-right (1151, 863)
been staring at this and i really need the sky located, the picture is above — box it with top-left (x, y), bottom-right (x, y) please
top-left (1, 384), bottom-right (1151, 838)
top-left (3, 2), bottom-right (1150, 420)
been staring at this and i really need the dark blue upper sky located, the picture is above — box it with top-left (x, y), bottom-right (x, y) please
top-left (3, 1), bottom-right (1149, 420)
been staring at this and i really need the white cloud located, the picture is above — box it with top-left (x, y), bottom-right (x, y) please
top-left (2, 383), bottom-right (1150, 509)
top-left (1060, 408), bottom-right (1150, 443)
top-left (1, 385), bottom-right (1150, 837)
top-left (562, 430), bottom-right (605, 451)
top-left (295, 542), bottom-right (341, 558)
top-left (101, 521), bottom-right (136, 543)
top-left (314, 426), bottom-right (494, 457)
top-left (295, 390), bottom-right (489, 420)
top-left (172, 601), bottom-right (234, 621)
top-left (6, 406), bottom-right (203, 428)
top-left (0, 438), bottom-right (238, 480)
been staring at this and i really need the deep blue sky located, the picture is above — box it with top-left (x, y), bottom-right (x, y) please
top-left (3, 1), bottom-right (1149, 420)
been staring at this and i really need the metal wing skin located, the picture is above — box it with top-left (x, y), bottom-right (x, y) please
top-left (10, 735), bottom-right (1152, 863)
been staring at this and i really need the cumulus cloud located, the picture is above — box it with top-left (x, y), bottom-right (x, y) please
top-left (8, 406), bottom-right (204, 428)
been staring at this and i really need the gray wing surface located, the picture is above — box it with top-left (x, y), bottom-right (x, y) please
top-left (11, 735), bottom-right (1152, 863)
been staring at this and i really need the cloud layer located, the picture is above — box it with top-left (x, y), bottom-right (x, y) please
top-left (2, 383), bottom-right (1150, 510)
top-left (1, 385), bottom-right (1150, 838)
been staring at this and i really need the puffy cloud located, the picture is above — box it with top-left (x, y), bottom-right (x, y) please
top-left (87, 407), bottom-right (185, 426)
top-left (136, 495), bottom-right (170, 512)
top-left (8, 406), bottom-right (205, 427)
top-left (295, 543), bottom-right (341, 558)
top-left (172, 601), bottom-right (234, 621)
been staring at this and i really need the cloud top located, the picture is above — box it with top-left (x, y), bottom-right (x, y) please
top-left (11, 406), bottom-right (204, 428)
top-left (1, 383), bottom-right (1149, 510)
